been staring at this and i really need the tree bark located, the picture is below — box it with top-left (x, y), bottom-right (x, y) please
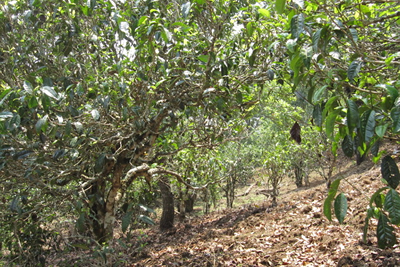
top-left (88, 158), bottom-right (129, 242)
top-left (102, 162), bottom-right (127, 241)
top-left (294, 162), bottom-right (304, 188)
top-left (158, 177), bottom-right (174, 230)
top-left (184, 192), bottom-right (196, 212)
top-left (88, 181), bottom-right (107, 242)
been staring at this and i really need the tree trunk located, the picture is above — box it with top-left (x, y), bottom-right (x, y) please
top-left (203, 189), bottom-right (210, 214)
top-left (102, 162), bottom-right (126, 241)
top-left (294, 162), bottom-right (304, 188)
top-left (176, 186), bottom-right (186, 221)
top-left (158, 177), bottom-right (174, 230)
top-left (87, 181), bottom-right (108, 242)
top-left (184, 192), bottom-right (196, 212)
top-left (225, 166), bottom-right (236, 208)
top-left (88, 160), bottom-right (127, 242)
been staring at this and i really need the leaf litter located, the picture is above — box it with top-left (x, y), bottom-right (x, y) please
top-left (129, 159), bottom-right (400, 267)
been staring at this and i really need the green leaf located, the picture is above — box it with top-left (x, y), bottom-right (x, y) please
top-left (0, 112), bottom-right (13, 120)
top-left (53, 149), bottom-right (67, 160)
top-left (293, 0), bottom-right (304, 8)
top-left (312, 85), bottom-right (327, 104)
top-left (181, 2), bottom-right (191, 19)
top-left (375, 124), bottom-right (388, 138)
top-left (88, 0), bottom-right (96, 10)
top-left (122, 211), bottom-right (134, 233)
top-left (347, 99), bottom-right (359, 134)
top-left (266, 69), bottom-right (275, 81)
top-left (300, 45), bottom-right (312, 69)
top-left (81, 5), bottom-right (89, 16)
top-left (275, 0), bottom-right (286, 14)
top-left (370, 187), bottom-right (390, 208)
top-left (13, 150), bottom-right (34, 160)
top-left (0, 89), bottom-right (12, 107)
top-left (323, 197), bottom-right (332, 221)
top-left (329, 179), bottom-right (341, 197)
top-left (342, 135), bottom-right (354, 158)
top-left (248, 48), bottom-right (258, 67)
top-left (377, 213), bottom-right (396, 249)
top-left (334, 193), bottom-right (347, 224)
top-left (70, 137), bottom-right (78, 147)
top-left (323, 96), bottom-right (339, 118)
top-left (42, 95), bottom-right (51, 112)
top-left (138, 214), bottom-right (155, 225)
top-left (391, 106), bottom-right (400, 133)
top-left (23, 80), bottom-right (33, 94)
top-left (258, 8), bottom-right (270, 18)
top-left (65, 121), bottom-right (72, 136)
top-left (41, 86), bottom-right (60, 100)
top-left (312, 28), bottom-right (322, 52)
top-left (197, 54), bottom-right (209, 63)
top-left (35, 115), bottom-right (48, 133)
top-left (313, 104), bottom-right (322, 128)
top-left (347, 60), bottom-right (362, 83)
top-left (371, 139), bottom-right (381, 158)
top-left (286, 39), bottom-right (297, 53)
top-left (381, 155), bottom-right (400, 189)
top-left (377, 84), bottom-right (399, 102)
top-left (290, 14), bottom-right (305, 39)
top-left (161, 27), bottom-right (172, 42)
top-left (360, 110), bottom-right (376, 143)
top-left (94, 153), bottom-right (105, 173)
top-left (325, 110), bottom-right (340, 140)
top-left (28, 96), bottom-right (38, 109)
top-left (138, 16), bottom-right (148, 26)
top-left (246, 21), bottom-right (255, 37)
top-left (74, 122), bottom-right (83, 134)
top-left (76, 213), bottom-right (86, 233)
top-left (349, 28), bottom-right (358, 43)
top-left (9, 114), bottom-right (21, 130)
top-left (323, 179), bottom-right (341, 221)
top-left (139, 204), bottom-right (156, 214)
top-left (385, 189), bottom-right (400, 225)
top-left (91, 109), bottom-right (100, 121)
top-left (374, 192), bottom-right (385, 208)
top-left (10, 196), bottom-right (21, 213)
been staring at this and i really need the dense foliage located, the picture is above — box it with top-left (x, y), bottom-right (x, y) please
top-left (0, 0), bottom-right (399, 265)
top-left (0, 0), bottom-right (277, 263)
top-left (280, 0), bottom-right (400, 248)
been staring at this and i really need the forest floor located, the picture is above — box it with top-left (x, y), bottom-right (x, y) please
top-left (125, 159), bottom-right (400, 267)
top-left (45, 152), bottom-right (400, 266)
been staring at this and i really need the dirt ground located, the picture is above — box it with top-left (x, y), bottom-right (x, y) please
top-left (42, 150), bottom-right (400, 267)
top-left (125, 159), bottom-right (400, 267)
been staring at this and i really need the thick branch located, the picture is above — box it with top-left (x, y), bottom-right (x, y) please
top-left (123, 164), bottom-right (151, 188)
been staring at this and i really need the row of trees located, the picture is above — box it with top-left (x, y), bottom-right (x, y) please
top-left (0, 1), bottom-right (279, 263)
top-left (0, 0), bottom-right (399, 264)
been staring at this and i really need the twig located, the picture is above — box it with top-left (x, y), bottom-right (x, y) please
top-left (236, 182), bottom-right (257, 197)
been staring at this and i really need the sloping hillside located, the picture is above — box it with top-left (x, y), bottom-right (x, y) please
top-left (128, 159), bottom-right (400, 266)
top-left (45, 154), bottom-right (400, 266)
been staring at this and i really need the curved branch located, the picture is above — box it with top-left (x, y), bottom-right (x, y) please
top-left (149, 168), bottom-right (209, 190)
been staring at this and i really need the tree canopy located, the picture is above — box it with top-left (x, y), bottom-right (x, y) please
top-left (0, 0), bottom-right (399, 264)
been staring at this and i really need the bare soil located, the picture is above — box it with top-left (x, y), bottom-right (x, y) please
top-left (45, 152), bottom-right (400, 266)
